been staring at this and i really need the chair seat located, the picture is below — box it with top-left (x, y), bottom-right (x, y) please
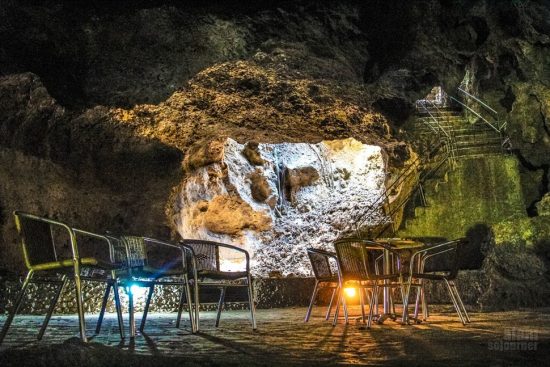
top-left (197, 269), bottom-right (248, 280)
top-left (117, 265), bottom-right (185, 280)
top-left (318, 276), bottom-right (339, 284)
top-left (31, 257), bottom-right (120, 272)
top-left (412, 272), bottom-right (453, 281)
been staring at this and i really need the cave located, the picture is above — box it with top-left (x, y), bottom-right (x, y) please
top-left (0, 1), bottom-right (549, 366)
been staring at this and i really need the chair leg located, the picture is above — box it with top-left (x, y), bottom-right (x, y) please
top-left (184, 275), bottom-right (196, 333)
top-left (367, 285), bottom-right (378, 329)
top-left (359, 287), bottom-right (366, 324)
top-left (450, 281), bottom-right (470, 323)
top-left (193, 283), bottom-right (200, 332)
top-left (95, 283), bottom-right (111, 335)
top-left (215, 287), bottom-right (226, 327)
top-left (247, 275), bottom-right (257, 330)
top-left (176, 286), bottom-right (186, 328)
top-left (38, 275), bottom-right (67, 340)
top-left (414, 284), bottom-right (421, 320)
top-left (421, 283), bottom-right (429, 320)
top-left (444, 279), bottom-right (466, 325)
top-left (305, 280), bottom-right (319, 322)
top-left (325, 287), bottom-right (337, 321)
top-left (73, 267), bottom-right (87, 342)
top-left (332, 288), bottom-right (343, 326)
top-left (128, 286), bottom-right (136, 338)
top-left (113, 283), bottom-right (125, 339)
top-left (374, 286), bottom-right (379, 316)
top-left (342, 292), bottom-right (349, 325)
top-left (139, 285), bottom-right (154, 332)
top-left (400, 275), bottom-right (413, 324)
top-left (0, 270), bottom-right (34, 345)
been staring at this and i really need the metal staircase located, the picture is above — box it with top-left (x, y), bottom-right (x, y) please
top-left (352, 86), bottom-right (513, 238)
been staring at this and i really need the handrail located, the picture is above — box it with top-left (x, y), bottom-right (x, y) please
top-left (449, 96), bottom-right (501, 134)
top-left (420, 100), bottom-right (452, 140)
top-left (457, 87), bottom-right (498, 116)
top-left (416, 100), bottom-right (456, 160)
top-left (371, 151), bottom-right (450, 238)
top-left (353, 140), bottom-right (448, 235)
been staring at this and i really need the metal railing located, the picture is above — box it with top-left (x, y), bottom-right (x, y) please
top-left (452, 87), bottom-right (512, 152)
top-left (415, 99), bottom-right (457, 161)
top-left (352, 141), bottom-right (450, 239)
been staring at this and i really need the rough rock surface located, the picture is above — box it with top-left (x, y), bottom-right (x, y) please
top-left (175, 138), bottom-right (386, 276)
top-left (0, 59), bottom-right (401, 274)
top-left (0, 0), bottom-right (549, 311)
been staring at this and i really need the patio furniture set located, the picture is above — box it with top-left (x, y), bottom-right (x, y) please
top-left (305, 237), bottom-right (471, 327)
top-left (0, 211), bottom-right (256, 344)
top-left (0, 211), bottom-right (472, 346)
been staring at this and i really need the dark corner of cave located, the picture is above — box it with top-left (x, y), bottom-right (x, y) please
top-left (0, 0), bottom-right (549, 366)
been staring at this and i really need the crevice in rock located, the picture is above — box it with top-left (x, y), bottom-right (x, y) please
top-left (534, 94), bottom-right (550, 137)
top-left (499, 86), bottom-right (516, 112)
top-left (514, 149), bottom-right (550, 216)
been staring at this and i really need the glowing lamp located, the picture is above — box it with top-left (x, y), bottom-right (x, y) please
top-left (344, 287), bottom-right (356, 298)
top-left (129, 284), bottom-right (148, 300)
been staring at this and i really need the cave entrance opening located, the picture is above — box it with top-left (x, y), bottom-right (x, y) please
top-left (417, 86), bottom-right (451, 109)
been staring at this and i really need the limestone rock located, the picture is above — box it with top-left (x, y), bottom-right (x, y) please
top-left (249, 169), bottom-right (274, 205)
top-left (175, 137), bottom-right (386, 276)
top-left (536, 193), bottom-right (550, 216)
top-left (183, 140), bottom-right (225, 172)
top-left (242, 142), bottom-right (265, 166)
top-left (199, 195), bottom-right (272, 235)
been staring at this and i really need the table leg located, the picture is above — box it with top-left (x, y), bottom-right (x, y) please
top-left (383, 249), bottom-right (391, 314)
top-left (376, 249), bottom-right (393, 324)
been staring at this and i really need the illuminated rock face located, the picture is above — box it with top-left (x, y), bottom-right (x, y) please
top-left (175, 138), bottom-right (386, 276)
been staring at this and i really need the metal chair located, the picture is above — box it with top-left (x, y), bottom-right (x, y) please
top-left (96, 236), bottom-right (195, 337)
top-left (333, 238), bottom-right (401, 327)
top-left (0, 211), bottom-right (125, 345)
top-left (304, 248), bottom-right (346, 322)
top-left (180, 239), bottom-right (256, 332)
top-left (408, 238), bottom-right (471, 325)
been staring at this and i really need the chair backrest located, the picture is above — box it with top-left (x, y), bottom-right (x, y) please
top-left (306, 248), bottom-right (336, 280)
top-left (333, 239), bottom-right (374, 281)
top-left (423, 238), bottom-right (474, 280)
top-left (14, 212), bottom-right (58, 268)
top-left (120, 236), bottom-right (148, 268)
top-left (182, 239), bottom-right (220, 271)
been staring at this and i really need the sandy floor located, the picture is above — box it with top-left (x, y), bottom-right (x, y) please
top-left (1, 306), bottom-right (549, 366)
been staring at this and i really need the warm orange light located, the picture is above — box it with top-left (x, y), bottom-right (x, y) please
top-left (344, 288), bottom-right (356, 298)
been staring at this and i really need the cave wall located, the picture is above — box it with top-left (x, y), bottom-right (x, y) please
top-left (176, 137), bottom-right (386, 276)
top-left (0, 0), bottom-right (549, 309)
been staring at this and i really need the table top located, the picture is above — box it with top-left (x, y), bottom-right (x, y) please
top-left (375, 238), bottom-right (426, 249)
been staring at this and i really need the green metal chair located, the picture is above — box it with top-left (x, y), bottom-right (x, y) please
top-left (0, 211), bottom-right (125, 345)
top-left (95, 236), bottom-right (195, 338)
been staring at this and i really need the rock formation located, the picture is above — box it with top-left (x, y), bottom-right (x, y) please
top-left (175, 137), bottom-right (386, 275)
top-left (0, 0), bottom-right (549, 309)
